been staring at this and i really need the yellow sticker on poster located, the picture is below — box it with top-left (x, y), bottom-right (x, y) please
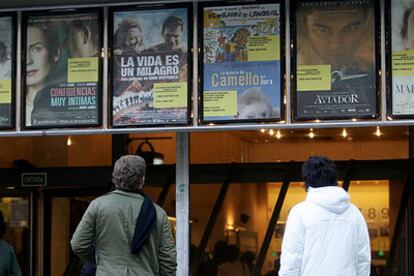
top-left (248, 35), bottom-right (280, 61)
top-left (0, 79), bottom-right (11, 104)
top-left (204, 90), bottom-right (237, 116)
top-left (392, 50), bottom-right (414, 76)
top-left (297, 65), bottom-right (331, 91)
top-left (68, 57), bottom-right (98, 83)
top-left (153, 82), bottom-right (187, 108)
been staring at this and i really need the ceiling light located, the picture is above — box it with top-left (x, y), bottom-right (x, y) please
top-left (275, 130), bottom-right (282, 139)
top-left (67, 136), bottom-right (72, 146)
top-left (375, 126), bottom-right (381, 137)
top-left (308, 129), bottom-right (315, 139)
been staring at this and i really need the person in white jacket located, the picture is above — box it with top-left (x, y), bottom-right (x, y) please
top-left (279, 156), bottom-right (371, 276)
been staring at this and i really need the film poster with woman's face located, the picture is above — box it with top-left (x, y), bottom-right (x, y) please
top-left (0, 16), bottom-right (13, 128)
top-left (111, 7), bottom-right (189, 127)
top-left (391, 0), bottom-right (414, 116)
top-left (295, 0), bottom-right (378, 120)
top-left (202, 3), bottom-right (282, 123)
top-left (24, 12), bottom-right (101, 128)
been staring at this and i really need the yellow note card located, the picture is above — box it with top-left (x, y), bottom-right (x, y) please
top-left (392, 50), bottom-right (414, 76)
top-left (68, 57), bottom-right (99, 83)
top-left (153, 82), bottom-right (187, 108)
top-left (297, 65), bottom-right (331, 91)
top-left (204, 90), bottom-right (237, 117)
top-left (0, 79), bottom-right (11, 104)
top-left (248, 35), bottom-right (280, 61)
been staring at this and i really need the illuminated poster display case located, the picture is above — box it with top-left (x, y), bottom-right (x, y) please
top-left (0, 13), bottom-right (16, 130)
top-left (21, 8), bottom-right (103, 129)
top-left (199, 0), bottom-right (285, 124)
top-left (292, 0), bottom-right (381, 121)
top-left (109, 3), bottom-right (193, 128)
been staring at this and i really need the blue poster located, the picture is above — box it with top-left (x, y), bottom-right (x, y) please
top-left (203, 3), bottom-right (282, 122)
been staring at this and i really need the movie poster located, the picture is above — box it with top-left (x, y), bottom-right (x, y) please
top-left (391, 0), bottom-right (414, 116)
top-left (202, 3), bottom-right (282, 123)
top-left (23, 11), bottom-right (101, 128)
top-left (111, 6), bottom-right (190, 127)
top-left (0, 15), bottom-right (14, 129)
top-left (294, 0), bottom-right (378, 120)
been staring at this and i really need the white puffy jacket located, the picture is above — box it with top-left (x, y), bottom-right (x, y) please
top-left (279, 186), bottom-right (371, 276)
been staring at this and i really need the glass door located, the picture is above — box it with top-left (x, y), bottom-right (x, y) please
top-left (42, 189), bottom-right (103, 276)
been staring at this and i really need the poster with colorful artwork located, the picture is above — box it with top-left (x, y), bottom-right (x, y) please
top-left (201, 2), bottom-right (283, 123)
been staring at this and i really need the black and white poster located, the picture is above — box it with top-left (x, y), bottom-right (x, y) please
top-left (23, 9), bottom-right (102, 128)
top-left (293, 0), bottom-right (379, 120)
top-left (110, 4), bottom-right (191, 127)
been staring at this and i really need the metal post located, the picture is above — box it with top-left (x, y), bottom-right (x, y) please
top-left (380, 0), bottom-right (387, 122)
top-left (192, 0), bottom-right (198, 127)
top-left (176, 132), bottom-right (190, 276)
top-left (253, 161), bottom-right (294, 276)
top-left (102, 6), bottom-right (109, 129)
top-left (16, 11), bottom-right (22, 132)
top-left (285, 0), bottom-right (291, 124)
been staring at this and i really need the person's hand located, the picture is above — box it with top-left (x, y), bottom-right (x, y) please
top-left (126, 80), bottom-right (143, 92)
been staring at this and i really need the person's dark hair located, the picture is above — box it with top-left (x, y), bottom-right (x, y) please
top-left (402, 7), bottom-right (413, 39)
top-left (112, 155), bottom-right (146, 192)
top-left (213, 240), bottom-right (228, 264)
top-left (302, 156), bottom-right (337, 189)
top-left (114, 19), bottom-right (141, 49)
top-left (28, 22), bottom-right (60, 61)
top-left (226, 245), bottom-right (240, 262)
top-left (162, 16), bottom-right (184, 34)
top-left (69, 19), bottom-right (99, 45)
top-left (0, 210), bottom-right (6, 239)
top-left (0, 41), bottom-right (7, 62)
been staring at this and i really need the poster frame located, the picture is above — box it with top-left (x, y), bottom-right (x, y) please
top-left (198, 0), bottom-right (286, 125)
top-left (108, 2), bottom-right (193, 128)
top-left (21, 7), bottom-right (104, 130)
top-left (291, 0), bottom-right (381, 121)
top-left (386, 0), bottom-right (414, 119)
top-left (0, 12), bottom-right (17, 130)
